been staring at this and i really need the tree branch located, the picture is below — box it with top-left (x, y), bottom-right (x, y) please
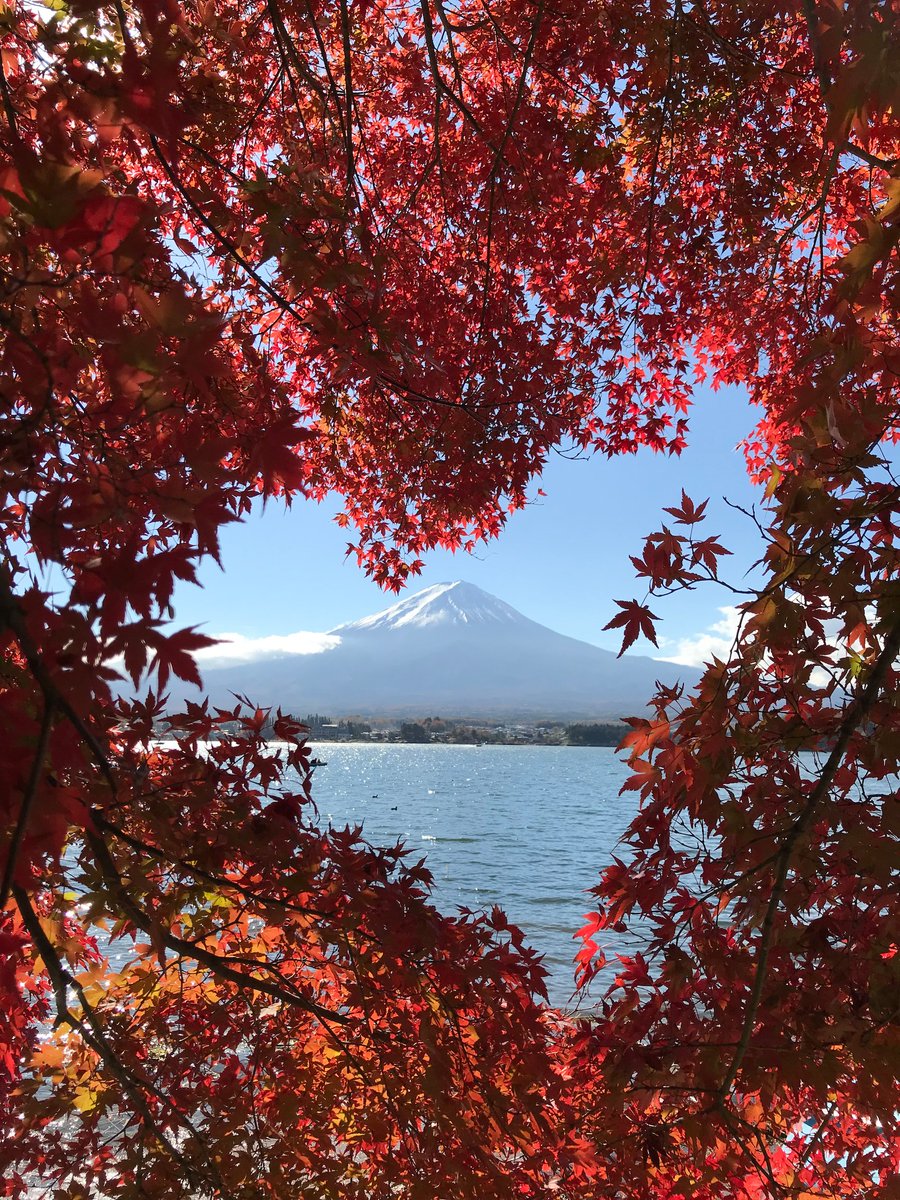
top-left (419, 0), bottom-right (491, 144)
top-left (0, 570), bottom-right (117, 792)
top-left (0, 52), bottom-right (22, 145)
top-left (841, 142), bottom-right (900, 173)
top-left (338, 0), bottom-right (356, 198)
top-left (0, 698), bottom-right (56, 906)
top-left (0, 574), bottom-right (345, 1024)
top-left (94, 810), bottom-right (329, 920)
top-left (84, 826), bottom-right (348, 1026)
top-left (801, 0), bottom-right (830, 95)
top-left (13, 884), bottom-right (227, 1195)
top-left (717, 616), bottom-right (900, 1099)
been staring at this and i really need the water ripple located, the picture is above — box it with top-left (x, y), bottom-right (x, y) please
top-left (299, 744), bottom-right (635, 1007)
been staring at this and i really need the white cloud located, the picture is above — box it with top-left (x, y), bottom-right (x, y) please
top-left (653, 596), bottom-right (866, 684)
top-left (195, 630), bottom-right (341, 669)
top-left (654, 606), bottom-right (740, 669)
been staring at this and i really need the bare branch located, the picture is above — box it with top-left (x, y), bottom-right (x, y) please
top-left (841, 142), bottom-right (900, 173)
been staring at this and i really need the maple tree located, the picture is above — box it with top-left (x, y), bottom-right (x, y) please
top-left (1, 0), bottom-right (899, 1196)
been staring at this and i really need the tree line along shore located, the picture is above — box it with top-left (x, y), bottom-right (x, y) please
top-left (273, 715), bottom-right (629, 747)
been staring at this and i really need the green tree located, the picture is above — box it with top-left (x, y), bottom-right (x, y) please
top-left (566, 724), bottom-right (627, 747)
top-left (399, 721), bottom-right (431, 743)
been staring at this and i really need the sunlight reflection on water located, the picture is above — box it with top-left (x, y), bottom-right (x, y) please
top-left (297, 743), bottom-right (637, 1008)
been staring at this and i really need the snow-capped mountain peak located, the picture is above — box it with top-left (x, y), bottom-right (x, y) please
top-left (159, 579), bottom-right (701, 719)
top-left (329, 581), bottom-right (527, 634)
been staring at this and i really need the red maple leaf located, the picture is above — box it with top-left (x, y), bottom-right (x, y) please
top-left (603, 600), bottom-right (660, 657)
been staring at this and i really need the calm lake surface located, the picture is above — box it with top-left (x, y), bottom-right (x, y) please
top-left (301, 744), bottom-right (636, 1008)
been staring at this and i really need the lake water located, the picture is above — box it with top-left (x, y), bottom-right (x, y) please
top-left (302, 744), bottom-right (637, 1008)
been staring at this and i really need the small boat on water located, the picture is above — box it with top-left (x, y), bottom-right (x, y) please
top-left (310, 757), bottom-right (328, 768)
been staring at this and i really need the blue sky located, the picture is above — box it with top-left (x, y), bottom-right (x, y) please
top-left (172, 382), bottom-right (769, 665)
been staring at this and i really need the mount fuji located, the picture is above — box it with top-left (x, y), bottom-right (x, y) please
top-left (171, 581), bottom-right (700, 720)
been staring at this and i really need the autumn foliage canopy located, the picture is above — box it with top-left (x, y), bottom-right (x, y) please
top-left (1, 0), bottom-right (898, 1196)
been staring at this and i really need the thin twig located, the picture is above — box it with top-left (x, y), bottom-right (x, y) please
top-left (797, 1098), bottom-right (839, 1169)
top-left (478, 1), bottom-right (544, 332)
top-left (147, 133), bottom-right (314, 331)
top-left (433, 0), bottom-right (465, 93)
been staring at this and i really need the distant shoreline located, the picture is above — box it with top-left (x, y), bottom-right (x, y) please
top-left (296, 719), bottom-right (627, 748)
top-left (307, 739), bottom-right (623, 748)
top-left (158, 719), bottom-right (629, 749)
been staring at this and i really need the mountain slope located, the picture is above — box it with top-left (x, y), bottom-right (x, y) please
top-left (170, 582), bottom-right (699, 720)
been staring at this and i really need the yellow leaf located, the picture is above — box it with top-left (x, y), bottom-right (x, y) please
top-left (73, 1087), bottom-right (98, 1113)
top-left (764, 463), bottom-right (782, 500)
top-left (877, 178), bottom-right (900, 224)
